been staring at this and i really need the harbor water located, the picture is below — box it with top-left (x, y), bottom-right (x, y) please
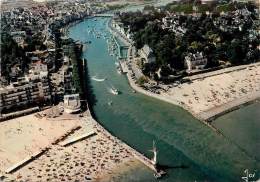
top-left (68, 17), bottom-right (259, 182)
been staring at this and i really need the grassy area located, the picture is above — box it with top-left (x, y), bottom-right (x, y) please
top-left (137, 76), bottom-right (149, 86)
top-left (197, 4), bottom-right (211, 13)
top-left (168, 4), bottom-right (193, 14)
top-left (216, 4), bottom-right (236, 12)
top-left (107, 3), bottom-right (129, 10)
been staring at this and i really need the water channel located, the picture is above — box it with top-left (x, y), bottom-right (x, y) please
top-left (68, 17), bottom-right (259, 182)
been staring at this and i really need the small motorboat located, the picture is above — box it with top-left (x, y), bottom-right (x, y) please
top-left (117, 66), bottom-right (122, 74)
top-left (110, 87), bottom-right (119, 95)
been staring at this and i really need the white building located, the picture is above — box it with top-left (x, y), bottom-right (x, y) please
top-left (139, 44), bottom-right (156, 64)
top-left (10, 31), bottom-right (26, 47)
top-left (64, 94), bottom-right (81, 114)
top-left (184, 52), bottom-right (207, 73)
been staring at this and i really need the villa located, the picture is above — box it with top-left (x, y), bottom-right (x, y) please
top-left (139, 44), bottom-right (156, 64)
top-left (184, 52), bottom-right (208, 73)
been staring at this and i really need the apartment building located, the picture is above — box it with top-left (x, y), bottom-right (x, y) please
top-left (0, 74), bottom-right (51, 114)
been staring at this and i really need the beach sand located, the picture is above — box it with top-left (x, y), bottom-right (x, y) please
top-left (125, 58), bottom-right (260, 121)
top-left (0, 108), bottom-right (134, 182)
top-left (161, 64), bottom-right (260, 115)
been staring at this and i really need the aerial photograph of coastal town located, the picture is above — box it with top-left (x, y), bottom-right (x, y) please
top-left (0, 0), bottom-right (259, 181)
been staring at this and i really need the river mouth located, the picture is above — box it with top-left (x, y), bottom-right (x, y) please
top-left (68, 17), bottom-right (260, 182)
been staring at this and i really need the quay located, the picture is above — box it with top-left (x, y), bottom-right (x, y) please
top-left (107, 18), bottom-right (130, 59)
top-left (119, 60), bottom-right (128, 73)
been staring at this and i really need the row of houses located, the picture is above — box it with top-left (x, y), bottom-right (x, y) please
top-left (0, 1), bottom-right (107, 114)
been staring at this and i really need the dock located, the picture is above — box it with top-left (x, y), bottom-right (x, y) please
top-left (119, 60), bottom-right (128, 74)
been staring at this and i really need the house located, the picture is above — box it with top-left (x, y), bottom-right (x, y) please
top-left (139, 44), bottom-right (156, 64)
top-left (184, 52), bottom-right (207, 73)
top-left (29, 61), bottom-right (48, 75)
top-left (10, 31), bottom-right (26, 47)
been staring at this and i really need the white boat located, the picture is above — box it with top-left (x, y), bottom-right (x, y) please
top-left (117, 67), bottom-right (122, 74)
top-left (115, 62), bottom-right (119, 66)
top-left (117, 68), bottom-right (123, 74)
top-left (63, 94), bottom-right (81, 114)
top-left (110, 87), bottom-right (119, 95)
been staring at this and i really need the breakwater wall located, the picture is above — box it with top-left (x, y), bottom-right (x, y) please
top-left (198, 91), bottom-right (260, 122)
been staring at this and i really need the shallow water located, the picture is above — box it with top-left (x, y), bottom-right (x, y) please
top-left (69, 17), bottom-right (260, 182)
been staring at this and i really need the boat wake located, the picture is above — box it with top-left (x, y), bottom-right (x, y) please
top-left (91, 76), bottom-right (106, 82)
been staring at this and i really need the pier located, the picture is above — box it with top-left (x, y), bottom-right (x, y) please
top-left (111, 35), bottom-right (129, 59)
top-left (107, 18), bottom-right (130, 59)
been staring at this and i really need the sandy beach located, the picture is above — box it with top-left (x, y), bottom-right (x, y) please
top-left (125, 58), bottom-right (260, 121)
top-left (160, 64), bottom-right (260, 115)
top-left (0, 107), bottom-right (135, 182)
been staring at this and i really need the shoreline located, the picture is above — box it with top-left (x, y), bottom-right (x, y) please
top-left (124, 60), bottom-right (260, 122)
top-left (0, 107), bottom-right (137, 181)
top-left (106, 17), bottom-right (260, 124)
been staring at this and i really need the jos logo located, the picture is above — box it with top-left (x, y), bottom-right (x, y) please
top-left (241, 169), bottom-right (257, 182)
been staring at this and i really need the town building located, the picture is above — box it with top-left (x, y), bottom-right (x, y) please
top-left (184, 52), bottom-right (208, 73)
top-left (63, 94), bottom-right (81, 114)
top-left (10, 31), bottom-right (26, 47)
top-left (161, 14), bottom-right (187, 36)
top-left (0, 74), bottom-right (51, 113)
top-left (112, 20), bottom-right (133, 41)
top-left (139, 44), bottom-right (156, 64)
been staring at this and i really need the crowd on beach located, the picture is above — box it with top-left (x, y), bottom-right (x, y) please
top-left (0, 110), bottom-right (134, 182)
top-left (163, 64), bottom-right (260, 114)
top-left (12, 130), bottom-right (132, 182)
